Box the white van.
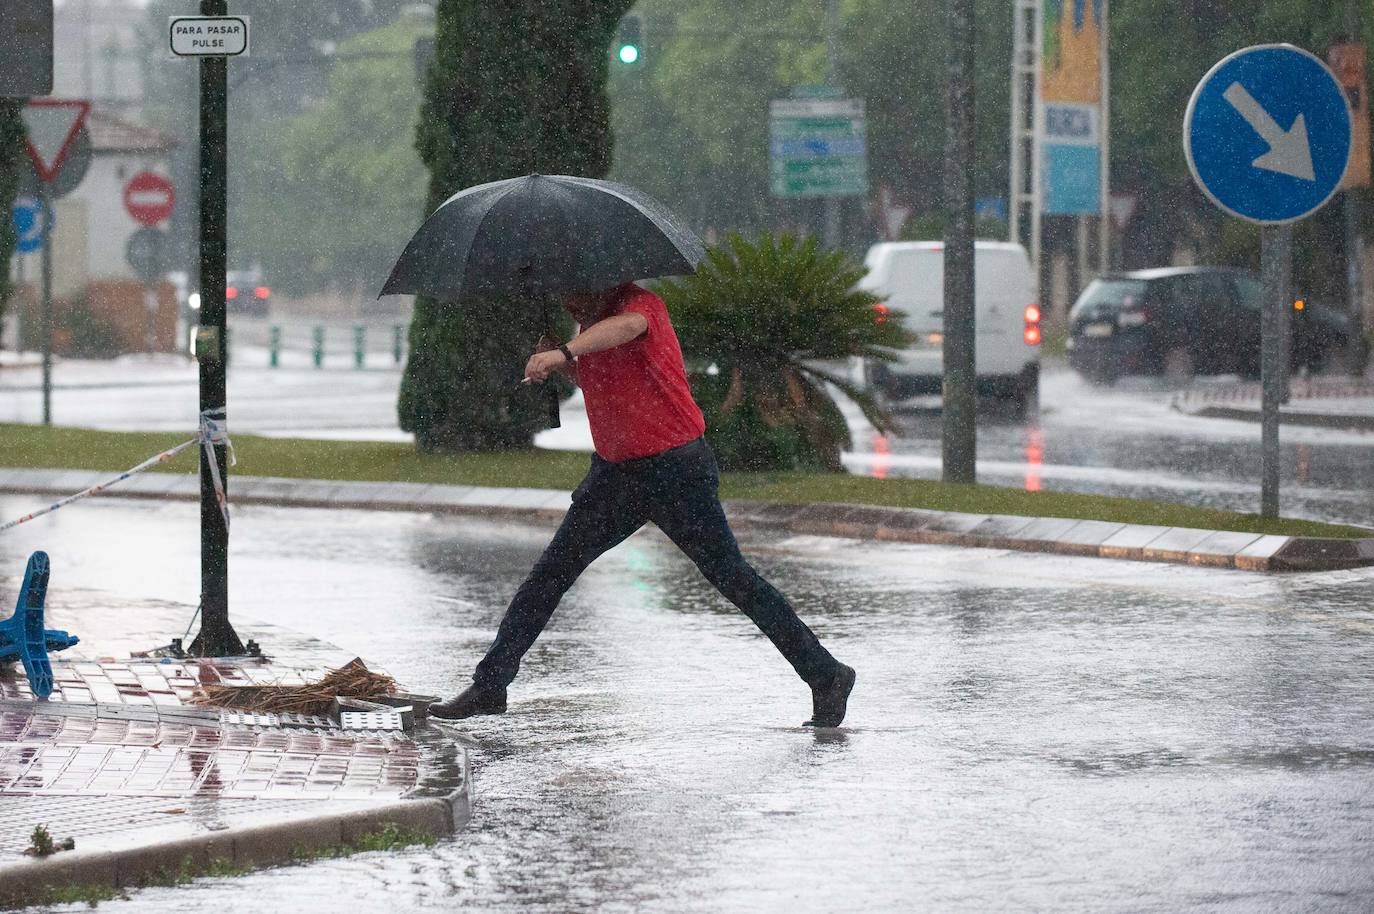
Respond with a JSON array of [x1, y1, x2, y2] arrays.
[[858, 240, 1041, 415]]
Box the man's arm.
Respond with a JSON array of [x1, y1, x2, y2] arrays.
[[525, 313, 648, 383], [568, 312, 648, 357]]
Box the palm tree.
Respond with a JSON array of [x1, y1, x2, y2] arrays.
[[658, 232, 912, 472]]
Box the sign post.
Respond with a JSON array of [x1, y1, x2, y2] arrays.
[[172, 1, 247, 657], [1184, 44, 1352, 519], [20, 98, 90, 426]]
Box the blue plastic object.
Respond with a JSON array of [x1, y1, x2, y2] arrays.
[[0, 552, 80, 699]]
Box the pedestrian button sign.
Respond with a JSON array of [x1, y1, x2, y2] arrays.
[[169, 16, 249, 57], [1185, 44, 1351, 224]]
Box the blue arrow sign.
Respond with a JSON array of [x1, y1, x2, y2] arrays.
[[11, 195, 48, 254], [1185, 44, 1351, 224]]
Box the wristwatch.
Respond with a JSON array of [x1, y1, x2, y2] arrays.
[[557, 343, 575, 363]]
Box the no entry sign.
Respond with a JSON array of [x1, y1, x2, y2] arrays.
[[123, 171, 175, 226]]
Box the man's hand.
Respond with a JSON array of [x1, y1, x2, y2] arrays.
[[524, 348, 568, 384]]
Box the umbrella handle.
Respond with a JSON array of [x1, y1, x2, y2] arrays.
[[545, 385, 560, 428]]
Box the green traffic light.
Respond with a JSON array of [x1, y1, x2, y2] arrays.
[[618, 44, 639, 64]]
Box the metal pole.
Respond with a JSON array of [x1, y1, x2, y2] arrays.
[[1098, 0, 1110, 275], [13, 255, 24, 354], [1259, 225, 1292, 519], [1008, 0, 1021, 244], [1030, 0, 1045, 306], [942, 0, 976, 484], [189, 0, 241, 657], [39, 182, 52, 426], [1344, 0, 1366, 372], [143, 285, 158, 353], [823, 0, 841, 248]]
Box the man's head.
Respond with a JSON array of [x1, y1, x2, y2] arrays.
[[563, 286, 619, 325]]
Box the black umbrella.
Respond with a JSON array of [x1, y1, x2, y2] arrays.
[[380, 174, 704, 429], [379, 173, 704, 301]]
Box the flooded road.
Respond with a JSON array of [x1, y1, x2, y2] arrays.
[[4, 496, 1372, 912]]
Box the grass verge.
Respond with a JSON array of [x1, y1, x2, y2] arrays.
[[15, 824, 435, 910], [0, 423, 1366, 539]]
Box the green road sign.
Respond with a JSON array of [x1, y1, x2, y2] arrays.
[[769, 96, 867, 198]]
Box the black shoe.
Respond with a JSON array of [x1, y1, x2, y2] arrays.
[[429, 684, 507, 720], [803, 664, 855, 728]]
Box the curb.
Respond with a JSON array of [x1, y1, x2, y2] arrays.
[[1, 469, 1370, 573], [1188, 405, 1374, 432], [0, 787, 469, 909], [722, 501, 1374, 573]]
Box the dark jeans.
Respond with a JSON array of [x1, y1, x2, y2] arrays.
[[473, 437, 840, 690]]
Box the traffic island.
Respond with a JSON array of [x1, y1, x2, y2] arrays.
[[2, 467, 1369, 573], [0, 596, 469, 910], [1172, 377, 1374, 432]]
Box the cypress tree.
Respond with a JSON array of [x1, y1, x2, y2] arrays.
[[0, 100, 28, 319], [401, 1, 634, 451]]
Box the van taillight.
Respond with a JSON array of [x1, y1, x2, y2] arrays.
[[1023, 302, 1040, 345]]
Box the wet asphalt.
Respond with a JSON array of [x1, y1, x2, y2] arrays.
[[3, 496, 1372, 913], [843, 369, 1374, 529]]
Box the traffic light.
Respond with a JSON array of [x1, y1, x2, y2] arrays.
[[616, 13, 642, 64]]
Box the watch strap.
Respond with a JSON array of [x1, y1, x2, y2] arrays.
[[557, 343, 575, 363]]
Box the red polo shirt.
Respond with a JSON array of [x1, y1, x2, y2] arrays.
[[575, 284, 705, 463]]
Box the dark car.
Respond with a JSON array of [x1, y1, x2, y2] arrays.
[[1067, 267, 1358, 383], [181, 269, 272, 327]]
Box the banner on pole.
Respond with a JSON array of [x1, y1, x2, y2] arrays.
[[1328, 43, 1370, 189], [1039, 0, 1104, 215]]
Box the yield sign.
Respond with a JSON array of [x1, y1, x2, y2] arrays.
[[21, 98, 91, 183]]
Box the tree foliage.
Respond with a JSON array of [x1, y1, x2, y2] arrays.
[[610, 0, 1368, 295], [234, 15, 432, 294], [658, 232, 911, 471], [400, 0, 634, 452]]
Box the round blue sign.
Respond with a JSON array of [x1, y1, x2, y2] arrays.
[[1184, 44, 1351, 224], [11, 195, 48, 254]]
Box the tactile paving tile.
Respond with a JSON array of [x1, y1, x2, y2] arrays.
[[339, 711, 406, 732], [0, 711, 421, 800]]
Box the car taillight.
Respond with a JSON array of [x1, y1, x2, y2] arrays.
[[1023, 302, 1040, 345], [873, 303, 889, 325], [225, 287, 238, 300], [255, 286, 270, 299]]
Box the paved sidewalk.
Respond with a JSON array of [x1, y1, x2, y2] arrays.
[[2, 468, 1370, 572], [0, 594, 469, 907], [1172, 377, 1374, 431]]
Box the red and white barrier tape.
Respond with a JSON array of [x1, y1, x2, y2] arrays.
[[1, 408, 235, 534]]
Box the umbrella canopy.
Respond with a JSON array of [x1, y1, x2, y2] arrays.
[[379, 174, 705, 301]]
